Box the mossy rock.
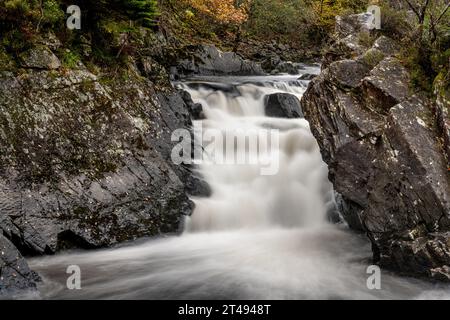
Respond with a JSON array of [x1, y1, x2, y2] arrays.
[[362, 48, 385, 68]]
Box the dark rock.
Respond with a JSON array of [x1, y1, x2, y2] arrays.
[[261, 55, 282, 72], [0, 234, 38, 297], [185, 173, 212, 198], [298, 74, 317, 81], [179, 90, 205, 120], [302, 38, 450, 280], [362, 57, 410, 113], [175, 45, 264, 77], [336, 195, 365, 231], [326, 60, 370, 89], [265, 93, 303, 118], [276, 61, 301, 75], [0, 49, 197, 258]]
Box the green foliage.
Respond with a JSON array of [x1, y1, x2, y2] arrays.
[[246, 0, 312, 38], [61, 50, 81, 68], [119, 0, 159, 27], [163, 0, 369, 47], [42, 0, 65, 26], [4, 0, 32, 13], [313, 0, 368, 31], [387, 0, 450, 93], [378, 2, 411, 40], [0, 0, 64, 30], [84, 0, 159, 28]]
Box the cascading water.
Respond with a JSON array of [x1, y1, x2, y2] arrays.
[[29, 68, 449, 300]]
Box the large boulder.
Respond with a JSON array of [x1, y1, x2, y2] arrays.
[[302, 36, 450, 280], [265, 93, 303, 118], [175, 45, 264, 77], [335, 13, 375, 38]]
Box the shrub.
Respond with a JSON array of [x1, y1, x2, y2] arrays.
[[378, 1, 411, 40], [61, 49, 81, 68], [42, 0, 65, 27]]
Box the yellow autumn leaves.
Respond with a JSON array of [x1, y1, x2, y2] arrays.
[[185, 0, 251, 25]]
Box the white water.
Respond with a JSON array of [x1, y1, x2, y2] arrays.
[[29, 70, 450, 300]]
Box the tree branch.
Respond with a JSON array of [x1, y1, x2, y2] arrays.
[[36, 0, 44, 32], [419, 0, 431, 23], [404, 0, 421, 21], [435, 2, 450, 25]]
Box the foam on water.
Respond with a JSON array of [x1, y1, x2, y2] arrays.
[[29, 70, 450, 300]]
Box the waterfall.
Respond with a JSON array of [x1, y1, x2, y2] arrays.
[[177, 74, 333, 233], [28, 70, 449, 300]]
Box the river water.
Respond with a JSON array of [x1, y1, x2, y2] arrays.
[[29, 67, 450, 300]]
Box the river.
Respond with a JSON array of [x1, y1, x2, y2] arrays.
[[29, 67, 450, 300]]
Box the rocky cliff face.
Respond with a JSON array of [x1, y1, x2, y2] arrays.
[[302, 16, 450, 281], [0, 36, 198, 296]]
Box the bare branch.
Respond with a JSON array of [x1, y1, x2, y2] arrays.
[[404, 0, 421, 21], [435, 2, 450, 25], [419, 0, 431, 23], [36, 0, 44, 32]]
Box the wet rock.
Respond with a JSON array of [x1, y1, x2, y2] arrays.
[[179, 90, 205, 120], [276, 61, 301, 75], [265, 93, 303, 118], [175, 45, 264, 77], [0, 46, 197, 257], [185, 174, 212, 198], [298, 74, 317, 81], [261, 55, 282, 72], [387, 233, 450, 282], [0, 234, 38, 297], [302, 37, 450, 280], [19, 46, 61, 70]]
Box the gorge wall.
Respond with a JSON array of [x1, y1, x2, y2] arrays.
[[0, 33, 199, 296], [301, 14, 450, 281], [0, 29, 269, 297]]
